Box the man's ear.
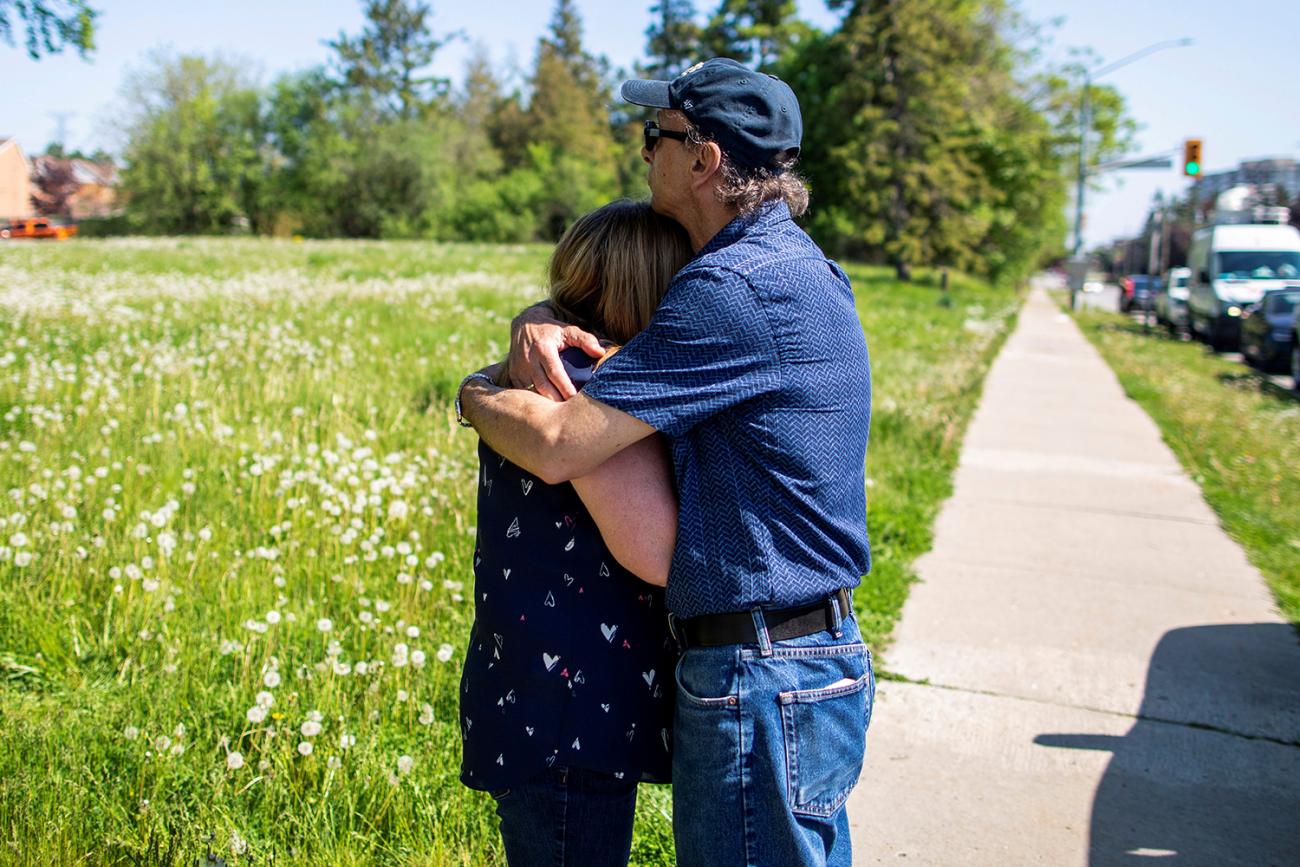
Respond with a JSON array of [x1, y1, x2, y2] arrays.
[[690, 141, 724, 190]]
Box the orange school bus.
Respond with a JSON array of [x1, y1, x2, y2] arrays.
[[0, 218, 78, 240]]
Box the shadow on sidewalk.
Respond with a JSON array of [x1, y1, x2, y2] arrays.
[[1034, 623, 1300, 866]]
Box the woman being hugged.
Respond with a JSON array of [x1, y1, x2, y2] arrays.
[[458, 201, 690, 867]]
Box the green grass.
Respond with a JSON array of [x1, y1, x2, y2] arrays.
[[0, 238, 1020, 864], [1071, 309, 1300, 626]]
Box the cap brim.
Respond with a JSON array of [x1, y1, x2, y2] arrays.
[[620, 79, 673, 108]]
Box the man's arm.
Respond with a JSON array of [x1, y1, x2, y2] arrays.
[[460, 371, 656, 485], [571, 436, 676, 587], [508, 303, 604, 401]]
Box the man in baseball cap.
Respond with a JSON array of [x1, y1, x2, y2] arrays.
[[459, 58, 874, 866]]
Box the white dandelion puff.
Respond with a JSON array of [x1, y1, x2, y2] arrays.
[[297, 741, 313, 756]]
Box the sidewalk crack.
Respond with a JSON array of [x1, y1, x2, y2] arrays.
[[877, 670, 1300, 749]]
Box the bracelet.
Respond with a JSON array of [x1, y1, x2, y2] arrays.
[[455, 372, 496, 428]]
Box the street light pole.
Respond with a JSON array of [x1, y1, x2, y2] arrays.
[[1070, 37, 1193, 309]]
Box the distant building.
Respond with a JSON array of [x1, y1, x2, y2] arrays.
[[31, 155, 119, 219], [1196, 157, 1300, 203], [0, 137, 36, 222]]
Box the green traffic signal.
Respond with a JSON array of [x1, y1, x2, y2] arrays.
[[1186, 161, 1200, 176]]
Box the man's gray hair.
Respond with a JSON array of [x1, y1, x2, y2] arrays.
[[683, 120, 810, 218]]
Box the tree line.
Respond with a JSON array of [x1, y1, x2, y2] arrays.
[[31, 0, 1136, 282]]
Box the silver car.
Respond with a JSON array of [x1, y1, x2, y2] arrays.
[[1156, 267, 1192, 332]]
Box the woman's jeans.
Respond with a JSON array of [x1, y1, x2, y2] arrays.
[[672, 611, 874, 867], [492, 766, 639, 867]]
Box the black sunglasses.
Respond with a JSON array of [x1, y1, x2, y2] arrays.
[[644, 120, 689, 152]]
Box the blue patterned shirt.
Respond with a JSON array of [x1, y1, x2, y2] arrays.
[[583, 201, 872, 619]]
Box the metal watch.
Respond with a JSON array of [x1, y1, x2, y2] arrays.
[[455, 372, 496, 428]]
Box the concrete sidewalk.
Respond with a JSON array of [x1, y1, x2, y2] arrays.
[[847, 286, 1300, 865]]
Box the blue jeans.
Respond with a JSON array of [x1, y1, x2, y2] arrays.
[[672, 611, 874, 867], [491, 766, 639, 867]]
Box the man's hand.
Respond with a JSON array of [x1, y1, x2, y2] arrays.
[[508, 303, 604, 401]]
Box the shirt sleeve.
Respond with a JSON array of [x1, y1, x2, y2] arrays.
[[582, 266, 781, 437]]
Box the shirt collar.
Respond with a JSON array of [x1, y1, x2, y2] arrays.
[[695, 200, 792, 260]]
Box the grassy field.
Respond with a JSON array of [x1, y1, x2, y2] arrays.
[[0, 238, 1020, 865], [1072, 310, 1300, 626]]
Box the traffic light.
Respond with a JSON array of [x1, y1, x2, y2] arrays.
[[1183, 139, 1203, 177]]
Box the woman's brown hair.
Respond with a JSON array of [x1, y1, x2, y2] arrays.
[[547, 200, 693, 345]]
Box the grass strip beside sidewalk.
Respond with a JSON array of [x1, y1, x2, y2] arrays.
[[1073, 311, 1300, 627]]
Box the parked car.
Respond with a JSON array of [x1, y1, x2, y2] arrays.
[[1155, 266, 1192, 331], [1120, 274, 1160, 313], [1240, 288, 1298, 372], [0, 218, 78, 240], [1292, 335, 1299, 392]]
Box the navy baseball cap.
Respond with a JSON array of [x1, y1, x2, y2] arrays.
[[621, 58, 802, 171]]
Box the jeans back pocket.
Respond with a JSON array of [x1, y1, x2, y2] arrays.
[[778, 664, 872, 818]]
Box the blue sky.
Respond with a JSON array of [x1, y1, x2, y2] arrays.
[[3, 0, 1296, 247]]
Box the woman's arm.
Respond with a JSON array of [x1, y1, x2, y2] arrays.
[[570, 435, 677, 587]]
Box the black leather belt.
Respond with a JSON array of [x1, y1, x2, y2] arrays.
[[669, 588, 853, 649]]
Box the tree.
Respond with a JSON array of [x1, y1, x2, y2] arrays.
[[30, 158, 77, 216], [327, 0, 458, 120], [700, 0, 807, 69], [117, 53, 269, 234], [523, 0, 621, 238], [0, 0, 95, 59], [793, 0, 994, 280], [644, 0, 700, 79]]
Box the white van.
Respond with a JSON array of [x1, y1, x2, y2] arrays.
[[1187, 221, 1300, 349]]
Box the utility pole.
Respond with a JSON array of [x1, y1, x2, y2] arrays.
[[47, 111, 74, 150], [1070, 38, 1193, 310]]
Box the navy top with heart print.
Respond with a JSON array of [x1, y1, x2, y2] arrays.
[[458, 415, 676, 792]]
